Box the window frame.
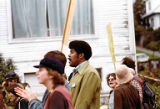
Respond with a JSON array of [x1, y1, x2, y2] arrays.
[[7, 0, 97, 44]]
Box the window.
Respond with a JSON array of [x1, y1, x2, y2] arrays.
[[11, 0, 95, 38], [150, 17, 154, 28], [96, 68, 102, 80]]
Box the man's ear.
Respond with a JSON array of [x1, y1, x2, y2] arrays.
[[78, 53, 85, 59]]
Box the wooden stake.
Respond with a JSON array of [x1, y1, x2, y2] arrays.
[[61, 0, 77, 51]]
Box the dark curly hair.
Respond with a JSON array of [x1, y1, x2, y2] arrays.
[[121, 57, 135, 70], [69, 40, 92, 60]]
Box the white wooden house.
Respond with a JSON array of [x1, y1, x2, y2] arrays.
[[0, 0, 136, 101], [143, 0, 160, 30]]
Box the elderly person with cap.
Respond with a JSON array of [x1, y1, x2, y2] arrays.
[[15, 57, 73, 109], [114, 65, 142, 109]]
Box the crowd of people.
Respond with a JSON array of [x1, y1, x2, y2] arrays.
[[0, 40, 154, 109], [106, 57, 154, 109]]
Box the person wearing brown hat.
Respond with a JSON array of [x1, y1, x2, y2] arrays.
[[15, 58, 73, 109], [121, 57, 144, 103], [114, 65, 142, 109]]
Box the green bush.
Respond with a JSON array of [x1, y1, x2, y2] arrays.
[[147, 41, 160, 52], [0, 53, 16, 85]]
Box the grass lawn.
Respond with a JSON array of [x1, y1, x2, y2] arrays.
[[136, 50, 160, 59]]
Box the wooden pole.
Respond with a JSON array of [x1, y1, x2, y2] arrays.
[[61, 0, 77, 51]]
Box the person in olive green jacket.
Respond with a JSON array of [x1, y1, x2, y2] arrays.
[[68, 40, 101, 109]]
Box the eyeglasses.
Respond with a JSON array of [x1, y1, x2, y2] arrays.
[[108, 78, 115, 81]]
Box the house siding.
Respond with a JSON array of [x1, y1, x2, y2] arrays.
[[0, 0, 135, 94], [145, 0, 160, 30], [149, 15, 160, 30]]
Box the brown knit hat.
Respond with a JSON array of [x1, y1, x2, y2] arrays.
[[115, 65, 134, 84]]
